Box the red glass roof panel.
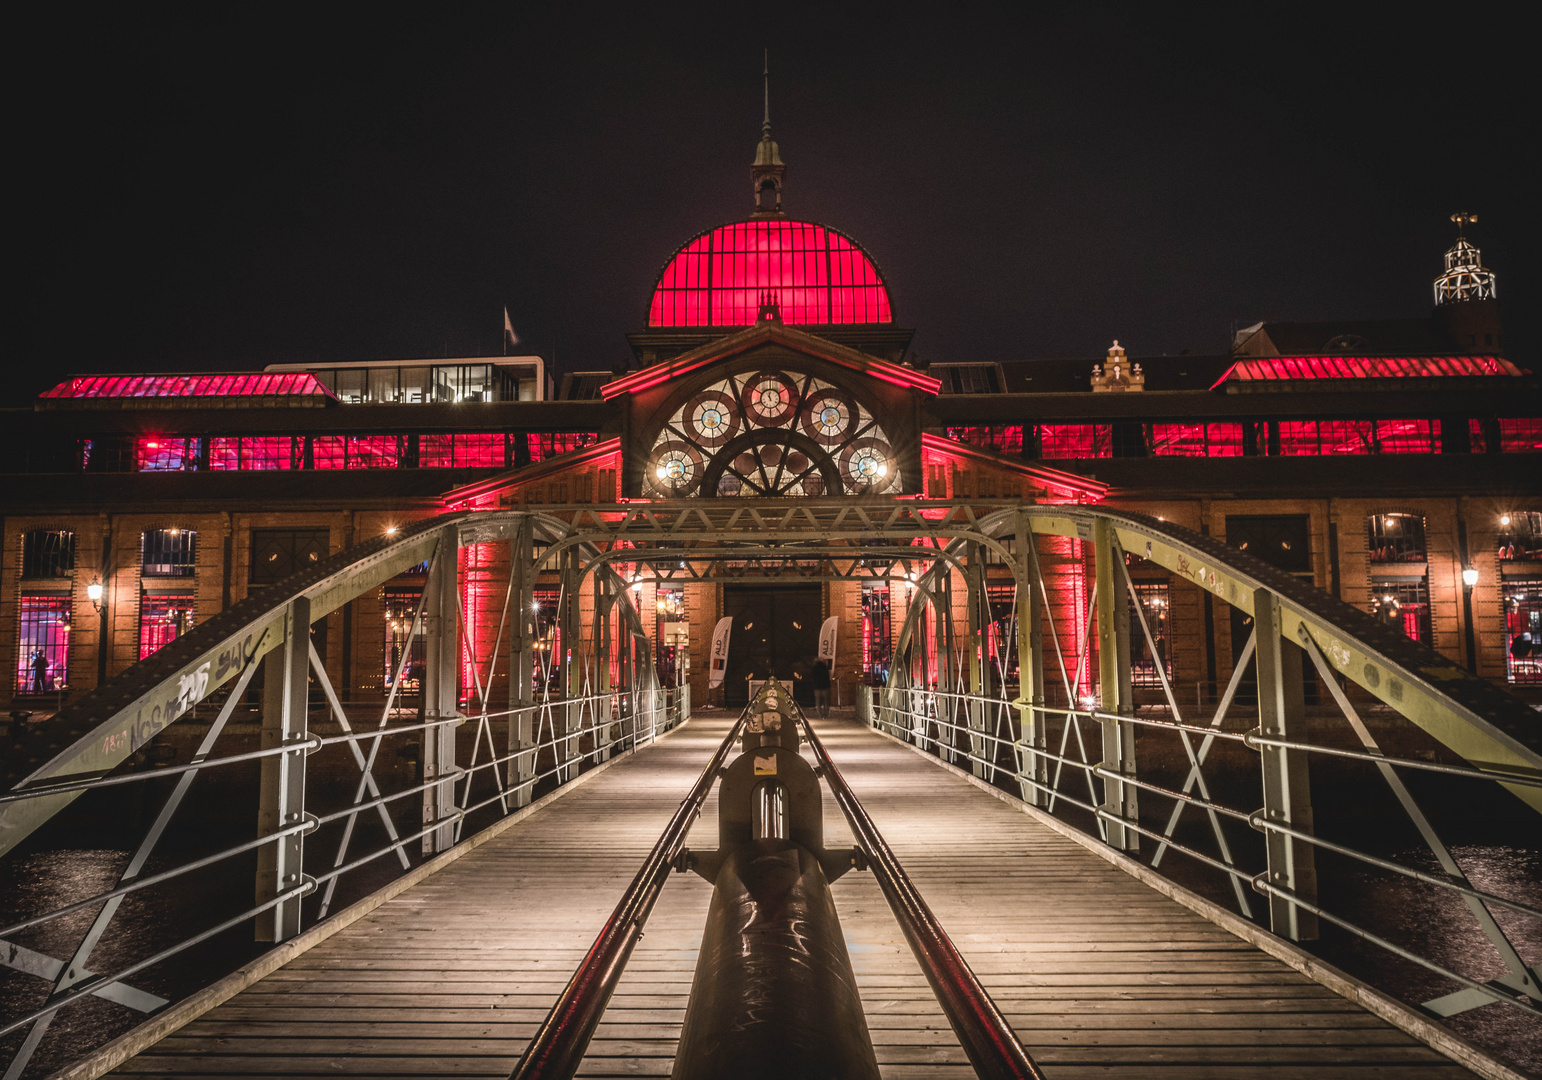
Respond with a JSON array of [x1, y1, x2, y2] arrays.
[[648, 219, 893, 327], [1211, 355, 1521, 388], [41, 372, 334, 400]]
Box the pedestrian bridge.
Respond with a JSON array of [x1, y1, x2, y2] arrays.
[[2, 503, 1538, 1078]]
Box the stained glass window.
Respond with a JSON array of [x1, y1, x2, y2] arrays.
[[645, 370, 894, 497]]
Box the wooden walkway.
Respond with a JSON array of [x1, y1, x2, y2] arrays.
[[112, 714, 1473, 1078]]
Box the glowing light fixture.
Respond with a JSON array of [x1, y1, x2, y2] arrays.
[[87, 579, 104, 611], [1500, 514, 1512, 526], [385, 526, 399, 536], [1462, 566, 1480, 588]]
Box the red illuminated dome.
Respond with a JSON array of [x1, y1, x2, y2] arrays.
[[648, 219, 893, 327]]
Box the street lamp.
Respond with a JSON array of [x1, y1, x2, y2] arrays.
[[1462, 566, 1480, 589], [86, 579, 104, 612]]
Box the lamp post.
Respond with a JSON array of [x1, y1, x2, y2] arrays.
[[1458, 513, 1480, 675]]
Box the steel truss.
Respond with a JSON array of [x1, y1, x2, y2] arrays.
[[2, 499, 1540, 1075], [865, 504, 1542, 1032]]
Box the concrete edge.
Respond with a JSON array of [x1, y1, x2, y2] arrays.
[[51, 718, 694, 1080], [861, 721, 1526, 1080]]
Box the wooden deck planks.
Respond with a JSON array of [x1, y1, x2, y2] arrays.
[[110, 715, 1474, 1079]]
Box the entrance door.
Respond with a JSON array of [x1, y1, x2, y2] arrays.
[[722, 585, 821, 707]]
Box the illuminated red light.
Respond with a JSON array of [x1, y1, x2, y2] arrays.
[[648, 220, 893, 327]]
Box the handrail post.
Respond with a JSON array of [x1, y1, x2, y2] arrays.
[[255, 596, 309, 943], [1254, 588, 1319, 941], [559, 549, 581, 781], [966, 543, 989, 778], [595, 575, 613, 763], [508, 521, 535, 808], [1014, 517, 1048, 807], [422, 535, 459, 854], [1093, 519, 1139, 851]]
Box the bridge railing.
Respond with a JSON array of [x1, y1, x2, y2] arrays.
[[0, 680, 687, 1077], [864, 504, 1542, 1072]]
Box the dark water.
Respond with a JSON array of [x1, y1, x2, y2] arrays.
[[3, 706, 1540, 1077]]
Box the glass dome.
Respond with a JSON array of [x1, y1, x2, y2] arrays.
[[648, 219, 892, 327]]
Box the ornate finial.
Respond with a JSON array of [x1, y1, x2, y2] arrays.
[[1434, 213, 1496, 305], [751, 49, 786, 217]]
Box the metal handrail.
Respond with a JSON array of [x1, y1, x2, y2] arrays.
[[508, 706, 749, 1080], [877, 695, 1542, 920], [900, 686, 1542, 789], [798, 713, 1047, 1080], [871, 687, 1542, 1017]]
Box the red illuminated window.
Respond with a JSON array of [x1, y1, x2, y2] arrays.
[[422, 434, 505, 468], [527, 432, 597, 463], [1505, 578, 1542, 685], [1276, 422, 1318, 456], [1376, 420, 1435, 454], [312, 436, 400, 469], [1038, 425, 1111, 459], [945, 426, 1023, 454], [16, 595, 70, 694], [1498, 418, 1542, 452], [313, 437, 345, 469], [208, 437, 295, 470], [136, 437, 191, 471], [1318, 421, 1375, 455], [1206, 423, 1244, 457], [207, 438, 239, 471], [139, 593, 195, 659], [347, 436, 399, 468], [648, 220, 892, 327], [1149, 423, 1244, 457]]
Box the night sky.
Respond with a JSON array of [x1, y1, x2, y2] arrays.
[[11, 7, 1532, 405]]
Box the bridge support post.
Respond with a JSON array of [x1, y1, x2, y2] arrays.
[[256, 597, 310, 943], [965, 544, 989, 779], [1094, 520, 1139, 852], [507, 521, 535, 808], [422, 538, 460, 855], [596, 575, 613, 763], [1253, 589, 1319, 941], [1014, 520, 1048, 807], [559, 549, 581, 782]]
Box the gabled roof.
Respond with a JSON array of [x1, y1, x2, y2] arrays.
[[601, 320, 940, 399]]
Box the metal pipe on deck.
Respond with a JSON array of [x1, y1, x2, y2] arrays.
[[799, 712, 1048, 1080]]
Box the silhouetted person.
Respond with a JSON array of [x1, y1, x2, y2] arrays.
[[810, 658, 831, 717], [30, 651, 49, 695]]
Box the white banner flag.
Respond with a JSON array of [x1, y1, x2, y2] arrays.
[[708, 616, 733, 688], [817, 616, 838, 665]]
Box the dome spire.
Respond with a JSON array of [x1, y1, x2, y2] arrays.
[[752, 49, 785, 217], [1434, 211, 1496, 305]]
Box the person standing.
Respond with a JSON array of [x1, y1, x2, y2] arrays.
[[30, 650, 49, 695], [810, 658, 831, 718]]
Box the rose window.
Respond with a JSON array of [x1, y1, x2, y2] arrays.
[[646, 369, 897, 497]]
